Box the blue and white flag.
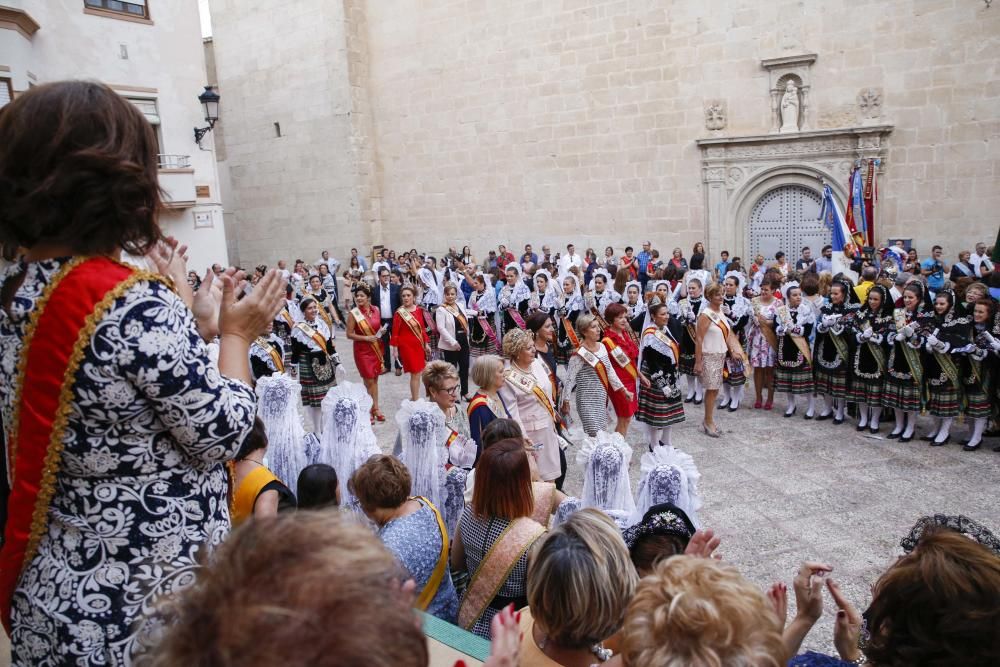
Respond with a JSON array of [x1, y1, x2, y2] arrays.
[[818, 185, 859, 283]]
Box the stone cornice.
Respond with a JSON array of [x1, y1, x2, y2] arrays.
[[696, 125, 893, 166], [0, 5, 40, 39], [696, 125, 893, 148]]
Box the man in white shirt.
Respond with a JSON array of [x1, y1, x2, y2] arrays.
[[971, 242, 994, 279], [557, 243, 582, 276], [372, 248, 391, 277], [315, 250, 341, 275], [277, 259, 291, 281], [370, 268, 401, 373]]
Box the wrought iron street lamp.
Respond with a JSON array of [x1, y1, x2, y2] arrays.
[[193, 85, 220, 148]]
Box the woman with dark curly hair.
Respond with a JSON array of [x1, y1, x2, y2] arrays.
[[0, 81, 285, 663]]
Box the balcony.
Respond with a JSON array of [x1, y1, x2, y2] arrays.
[[158, 154, 196, 209]]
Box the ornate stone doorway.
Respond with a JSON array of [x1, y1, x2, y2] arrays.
[[747, 185, 827, 262]]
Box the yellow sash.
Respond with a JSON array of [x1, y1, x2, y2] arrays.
[[295, 321, 329, 352], [412, 496, 450, 611], [561, 315, 581, 349], [397, 306, 425, 341], [577, 346, 614, 395], [777, 305, 813, 365], [642, 326, 680, 362], [704, 310, 748, 363], [753, 298, 779, 352], [254, 337, 285, 373], [232, 466, 280, 527], [504, 367, 560, 425], [457, 517, 545, 630], [308, 290, 334, 327], [444, 304, 470, 335], [602, 336, 638, 379], [351, 306, 384, 366], [279, 308, 295, 329]]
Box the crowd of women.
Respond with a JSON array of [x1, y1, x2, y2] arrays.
[[2, 81, 999, 666]]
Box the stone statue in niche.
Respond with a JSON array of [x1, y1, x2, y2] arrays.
[[779, 81, 800, 132], [704, 102, 726, 131]]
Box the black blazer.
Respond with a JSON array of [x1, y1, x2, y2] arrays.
[[371, 283, 402, 319]]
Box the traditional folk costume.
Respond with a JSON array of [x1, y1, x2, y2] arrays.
[[813, 280, 859, 424], [0, 257, 258, 664], [318, 382, 380, 509], [554, 273, 585, 365], [629, 445, 702, 528], [418, 267, 443, 358], [602, 327, 640, 418], [921, 290, 973, 446], [499, 359, 564, 484], [349, 302, 385, 380], [774, 297, 817, 417], [624, 280, 646, 341], [564, 343, 629, 437], [390, 305, 431, 374], [848, 285, 894, 433], [256, 374, 322, 496], [636, 320, 685, 450], [305, 286, 336, 329], [250, 333, 286, 384], [291, 304, 340, 431], [468, 274, 500, 358], [883, 295, 927, 441], [497, 264, 532, 337], [586, 267, 621, 321], [231, 464, 296, 526], [720, 272, 751, 411], [966, 308, 1000, 450], [674, 287, 704, 402], [530, 269, 560, 316], [574, 432, 636, 529], [274, 299, 301, 368]]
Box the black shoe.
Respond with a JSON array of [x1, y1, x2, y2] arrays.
[[784, 408, 796, 418], [930, 436, 950, 447], [922, 434, 937, 442], [815, 412, 833, 421], [833, 416, 844, 425], [693, 397, 703, 405], [963, 441, 981, 452], [803, 413, 814, 420], [887, 431, 902, 440], [728, 405, 739, 412], [856, 424, 867, 432], [900, 433, 913, 442], [869, 425, 880, 435], [684, 396, 694, 403]]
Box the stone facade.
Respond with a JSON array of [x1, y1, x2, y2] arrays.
[[209, 0, 1000, 267], [1, 0, 230, 271]]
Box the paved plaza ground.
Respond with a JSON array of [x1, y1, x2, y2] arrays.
[[355, 350, 1000, 655]]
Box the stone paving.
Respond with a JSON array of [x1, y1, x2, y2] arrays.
[[354, 350, 1000, 655]]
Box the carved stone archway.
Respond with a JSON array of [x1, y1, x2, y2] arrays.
[[696, 125, 892, 261]]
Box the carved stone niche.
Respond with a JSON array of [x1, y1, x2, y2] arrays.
[[704, 100, 726, 132], [761, 54, 816, 133]]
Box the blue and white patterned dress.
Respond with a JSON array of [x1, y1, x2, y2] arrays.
[[0, 258, 257, 666], [379, 499, 458, 623]]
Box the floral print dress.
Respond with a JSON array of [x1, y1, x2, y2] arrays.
[[0, 258, 257, 665]]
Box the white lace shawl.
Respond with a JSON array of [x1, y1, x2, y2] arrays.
[[625, 281, 645, 319], [277, 299, 303, 324], [319, 382, 379, 507], [574, 432, 635, 517], [249, 334, 285, 367], [638, 323, 678, 369], [418, 267, 443, 306], [630, 446, 702, 527], [726, 294, 752, 322], [560, 273, 584, 313], [395, 399, 449, 508], [291, 317, 332, 352], [534, 269, 560, 310], [256, 374, 310, 496], [498, 265, 531, 308], [468, 274, 497, 314]]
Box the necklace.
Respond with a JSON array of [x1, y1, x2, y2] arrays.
[[242, 458, 264, 466]]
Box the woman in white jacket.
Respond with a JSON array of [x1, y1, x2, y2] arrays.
[[436, 282, 472, 400]]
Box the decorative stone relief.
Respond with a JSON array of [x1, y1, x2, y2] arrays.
[[778, 80, 801, 132], [704, 101, 726, 131], [726, 167, 744, 189], [857, 88, 883, 119]]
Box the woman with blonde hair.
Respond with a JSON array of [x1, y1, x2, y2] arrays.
[[467, 354, 513, 454], [562, 314, 633, 437], [519, 509, 638, 666], [621, 557, 785, 666], [499, 329, 565, 488]]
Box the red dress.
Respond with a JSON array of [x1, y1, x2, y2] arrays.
[[390, 307, 430, 373], [603, 328, 639, 417], [351, 305, 383, 380]]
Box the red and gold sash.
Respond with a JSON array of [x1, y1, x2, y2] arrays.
[[295, 321, 329, 352], [444, 304, 469, 335], [351, 306, 384, 366], [506, 307, 527, 330], [279, 308, 295, 329], [397, 306, 425, 341], [590, 307, 611, 333], [503, 367, 562, 427], [0, 256, 160, 632], [561, 316, 581, 349], [254, 337, 284, 373], [576, 346, 615, 395], [467, 392, 510, 420], [704, 310, 747, 364], [457, 517, 545, 630], [602, 336, 638, 379]]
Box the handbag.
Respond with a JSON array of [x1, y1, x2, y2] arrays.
[[311, 355, 334, 382]]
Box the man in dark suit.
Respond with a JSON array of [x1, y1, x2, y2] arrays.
[[370, 267, 402, 374]]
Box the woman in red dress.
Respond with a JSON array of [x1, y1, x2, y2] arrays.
[[346, 283, 386, 423], [390, 285, 431, 401], [602, 303, 650, 435]]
